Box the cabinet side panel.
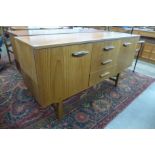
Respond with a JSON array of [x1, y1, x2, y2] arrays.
[[15, 39, 39, 102]]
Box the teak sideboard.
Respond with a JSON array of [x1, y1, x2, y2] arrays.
[[14, 32, 139, 119]]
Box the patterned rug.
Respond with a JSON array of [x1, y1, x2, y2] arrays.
[[0, 63, 155, 129]]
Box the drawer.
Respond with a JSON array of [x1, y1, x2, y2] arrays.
[[133, 30, 140, 35], [91, 40, 121, 72], [91, 56, 114, 71], [150, 52, 155, 60], [141, 51, 151, 59], [89, 66, 116, 86], [143, 43, 153, 53]]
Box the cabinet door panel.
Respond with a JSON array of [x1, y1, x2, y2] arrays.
[[34, 44, 92, 106], [117, 38, 139, 72], [65, 44, 92, 97]]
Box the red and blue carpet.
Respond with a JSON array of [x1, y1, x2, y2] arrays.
[[0, 63, 155, 128]]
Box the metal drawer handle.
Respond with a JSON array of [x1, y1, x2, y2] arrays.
[[123, 42, 132, 47], [100, 72, 110, 78], [137, 40, 145, 44], [101, 59, 112, 65], [72, 51, 89, 57], [103, 46, 115, 51]]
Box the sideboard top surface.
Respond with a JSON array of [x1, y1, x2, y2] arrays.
[[9, 28, 102, 36], [15, 31, 140, 49], [10, 26, 63, 30]]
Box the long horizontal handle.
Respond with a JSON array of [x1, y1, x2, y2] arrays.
[[123, 42, 132, 47], [103, 45, 115, 51], [101, 59, 112, 65], [137, 40, 145, 44], [72, 51, 89, 57], [100, 72, 110, 78]]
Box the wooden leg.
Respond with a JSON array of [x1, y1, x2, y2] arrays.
[[109, 73, 120, 87], [0, 54, 5, 71], [115, 73, 120, 87], [7, 51, 12, 64], [0, 64, 5, 71], [53, 102, 64, 120], [15, 59, 21, 72], [133, 42, 145, 72]]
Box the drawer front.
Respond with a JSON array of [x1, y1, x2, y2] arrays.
[[150, 52, 155, 61], [141, 43, 155, 61], [141, 51, 151, 59], [91, 40, 121, 72], [133, 30, 140, 35], [89, 66, 116, 86], [143, 43, 153, 53]]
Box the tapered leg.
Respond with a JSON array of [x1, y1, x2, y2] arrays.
[[133, 41, 145, 72], [115, 73, 120, 87], [109, 73, 120, 87], [0, 64, 5, 71], [53, 102, 64, 120], [15, 59, 21, 72], [133, 51, 140, 72], [0, 54, 5, 71], [7, 51, 12, 64]]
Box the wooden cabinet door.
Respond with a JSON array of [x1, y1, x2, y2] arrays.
[[117, 37, 139, 72], [64, 44, 92, 97], [34, 43, 92, 106]]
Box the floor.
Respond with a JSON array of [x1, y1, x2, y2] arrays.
[[105, 60, 155, 129], [1, 43, 155, 129]]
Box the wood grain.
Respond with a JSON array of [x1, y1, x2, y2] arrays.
[[141, 43, 155, 62], [34, 44, 92, 106]]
